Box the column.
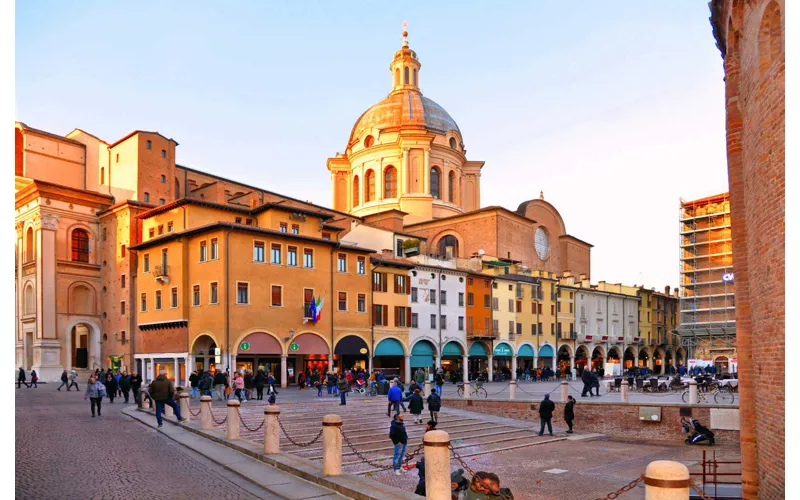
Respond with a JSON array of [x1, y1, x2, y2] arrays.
[[424, 430, 452, 499], [487, 355, 494, 381], [148, 358, 155, 382], [423, 149, 431, 194], [552, 355, 557, 372], [280, 355, 288, 389], [174, 358, 179, 386], [34, 214, 60, 378], [368, 356, 374, 373], [328, 351, 334, 373], [404, 355, 411, 385], [533, 356, 539, 371], [402, 148, 410, 193], [435, 355, 442, 370], [15, 222, 23, 370], [461, 356, 469, 383], [511, 356, 518, 379]]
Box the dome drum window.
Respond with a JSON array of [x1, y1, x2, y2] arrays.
[[534, 227, 550, 260]]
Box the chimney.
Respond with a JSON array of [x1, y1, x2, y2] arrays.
[[363, 209, 406, 233], [579, 273, 587, 281], [665, 285, 671, 295], [381, 249, 394, 259], [563, 270, 572, 278]]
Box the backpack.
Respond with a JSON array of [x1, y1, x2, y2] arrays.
[[97, 383, 107, 398]]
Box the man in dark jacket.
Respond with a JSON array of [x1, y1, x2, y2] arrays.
[[119, 372, 132, 403], [537, 394, 555, 436], [253, 370, 265, 400], [337, 376, 349, 406], [189, 370, 200, 398], [213, 370, 227, 401], [149, 370, 187, 427], [130, 372, 142, 404], [590, 371, 601, 397], [57, 369, 69, 391], [426, 391, 442, 423], [581, 366, 593, 397], [17, 367, 28, 388], [389, 414, 408, 475], [564, 395, 575, 433]]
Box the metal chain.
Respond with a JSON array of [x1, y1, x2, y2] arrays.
[[448, 443, 475, 477], [188, 406, 201, 417], [205, 401, 228, 426], [690, 481, 714, 500], [339, 429, 394, 470], [595, 474, 644, 500], [483, 382, 511, 396], [237, 407, 266, 433], [277, 417, 324, 448]]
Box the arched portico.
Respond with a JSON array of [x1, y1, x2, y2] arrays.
[[64, 316, 102, 372], [590, 345, 606, 371], [557, 343, 573, 376], [575, 344, 590, 374]]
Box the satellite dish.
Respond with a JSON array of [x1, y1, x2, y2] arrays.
[[478, 249, 485, 255]]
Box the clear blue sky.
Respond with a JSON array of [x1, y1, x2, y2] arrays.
[[15, 1, 728, 289]]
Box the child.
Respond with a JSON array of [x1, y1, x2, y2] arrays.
[[408, 388, 424, 424], [426, 390, 441, 423]]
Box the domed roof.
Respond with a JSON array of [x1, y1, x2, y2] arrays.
[[349, 90, 461, 146]]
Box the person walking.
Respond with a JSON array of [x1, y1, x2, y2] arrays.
[[231, 373, 244, 402], [114, 371, 123, 397], [253, 370, 265, 400], [57, 369, 70, 391], [68, 369, 80, 391], [590, 370, 601, 397], [213, 370, 227, 401], [84, 376, 106, 417], [104, 372, 118, 404], [387, 380, 402, 417], [189, 370, 200, 399], [537, 394, 555, 436], [148, 369, 187, 428], [581, 366, 593, 398], [407, 388, 424, 424], [119, 371, 132, 403], [434, 371, 444, 397], [297, 370, 306, 390], [29, 370, 39, 388], [267, 372, 278, 395], [337, 375, 350, 406], [130, 372, 142, 404], [389, 414, 408, 476], [17, 367, 28, 388], [426, 390, 442, 423], [564, 395, 576, 433]]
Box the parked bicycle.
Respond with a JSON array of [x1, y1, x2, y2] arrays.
[[456, 380, 488, 398], [682, 385, 735, 404]]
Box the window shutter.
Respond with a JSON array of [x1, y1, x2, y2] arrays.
[[406, 307, 411, 326], [394, 306, 399, 327], [383, 306, 388, 326], [373, 305, 380, 326], [382, 274, 388, 293], [406, 278, 411, 295]]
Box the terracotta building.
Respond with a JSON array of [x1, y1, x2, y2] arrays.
[[709, 1, 785, 498]]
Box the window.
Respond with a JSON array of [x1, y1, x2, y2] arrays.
[[430, 314, 436, 329], [121, 275, 126, 289], [516, 323, 522, 336], [373, 304, 388, 326], [144, 192, 150, 202], [395, 306, 409, 327], [140, 293, 147, 312], [551, 323, 555, 335], [291, 224, 299, 235], [430, 167, 441, 199], [508, 320, 514, 334], [119, 244, 126, 258], [272, 286, 283, 307], [338, 254, 347, 272], [271, 244, 281, 264], [430, 290, 436, 305], [570, 323, 575, 336], [287, 246, 298, 266], [467, 293, 474, 306], [395, 275, 408, 294], [538, 303, 543, 314], [448, 171, 456, 202], [167, 222, 173, 233], [411, 287, 418, 303], [516, 300, 522, 313], [237, 283, 249, 304], [161, 149, 166, 158], [280, 223, 288, 233], [404, 66, 409, 84], [458, 316, 464, 331], [384, 166, 397, 198], [159, 199, 165, 206], [493, 282, 498, 289], [322, 232, 331, 240], [373, 272, 386, 292], [569, 303, 573, 314], [161, 248, 168, 268], [235, 217, 242, 224], [508, 299, 514, 312], [192, 285, 200, 306], [146, 140, 152, 150], [441, 315, 447, 329], [143, 253, 150, 272], [531, 324, 536, 336], [557, 323, 562, 337], [557, 301, 561, 313], [492, 297, 499, 310], [149, 228, 155, 238], [366, 170, 375, 202], [458, 292, 464, 307], [71, 229, 90, 263], [210, 238, 218, 259], [171, 287, 178, 308], [210, 283, 218, 304], [647, 312, 651, 322], [160, 174, 165, 183], [551, 304, 555, 315], [158, 225, 163, 236], [396, 239, 403, 257], [357, 294, 366, 313], [120, 301, 126, 315], [484, 294, 490, 308], [411, 313, 418, 328], [438, 290, 446, 305], [200, 241, 207, 262], [338, 292, 347, 311], [116, 153, 119, 163], [538, 322, 542, 335], [303, 249, 313, 268], [357, 256, 365, 275], [254, 242, 265, 262], [493, 319, 499, 332], [353, 175, 360, 206], [100, 167, 105, 185]]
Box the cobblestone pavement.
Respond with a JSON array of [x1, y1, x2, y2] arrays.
[[15, 386, 275, 500]]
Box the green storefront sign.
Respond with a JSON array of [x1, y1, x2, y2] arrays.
[[289, 342, 300, 352], [493, 344, 513, 357], [240, 341, 251, 351]]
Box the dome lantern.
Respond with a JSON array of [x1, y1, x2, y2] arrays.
[[390, 23, 421, 94]]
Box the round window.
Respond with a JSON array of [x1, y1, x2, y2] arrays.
[[534, 227, 549, 260]]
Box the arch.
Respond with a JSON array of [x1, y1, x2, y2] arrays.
[[538, 343, 555, 358], [493, 341, 515, 357], [468, 342, 488, 357], [403, 66, 409, 85], [64, 317, 102, 371], [676, 347, 687, 366], [352, 175, 360, 206], [410, 339, 437, 369], [449, 137, 457, 150], [23, 282, 35, 315], [289, 331, 330, 355], [557, 343, 573, 358], [431, 230, 464, 260], [68, 282, 96, 315], [334, 335, 370, 356], [394, 68, 400, 87], [410, 338, 439, 356], [758, 1, 782, 73], [363, 135, 374, 148], [375, 337, 406, 356], [607, 345, 622, 360], [191, 333, 221, 354], [448, 170, 456, 203], [71, 227, 90, 263], [25, 227, 34, 263], [384, 165, 397, 198], [517, 342, 535, 358], [365, 170, 376, 202], [442, 340, 464, 357], [237, 331, 283, 355], [430, 166, 441, 199]]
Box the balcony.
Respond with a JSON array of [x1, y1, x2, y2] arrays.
[[467, 328, 499, 340], [153, 265, 170, 283]]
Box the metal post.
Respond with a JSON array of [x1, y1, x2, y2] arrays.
[[322, 414, 342, 476], [509, 380, 517, 400], [226, 400, 240, 439], [179, 392, 190, 419]]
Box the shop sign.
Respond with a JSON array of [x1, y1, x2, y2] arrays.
[[493, 344, 513, 356], [289, 342, 300, 352], [240, 341, 251, 351], [359, 348, 368, 354], [722, 273, 734, 283]]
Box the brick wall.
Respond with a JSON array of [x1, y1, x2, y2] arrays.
[[445, 398, 740, 443], [138, 324, 188, 353]]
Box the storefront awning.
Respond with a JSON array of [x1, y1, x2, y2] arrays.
[[410, 355, 434, 368], [375, 338, 405, 356], [539, 345, 554, 357], [468, 343, 487, 357], [411, 341, 436, 356], [442, 341, 463, 357], [493, 343, 514, 357], [518, 344, 534, 357]]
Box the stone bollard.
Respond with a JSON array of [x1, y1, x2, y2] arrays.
[[264, 405, 281, 454], [462, 380, 471, 399], [509, 380, 517, 400], [322, 414, 343, 476], [165, 399, 174, 417], [621, 380, 629, 403], [560, 381, 568, 402], [644, 460, 690, 500], [688, 380, 698, 405], [423, 430, 451, 500], [424, 380, 432, 396], [179, 392, 191, 420], [142, 394, 151, 410], [226, 400, 240, 440], [200, 396, 213, 430]]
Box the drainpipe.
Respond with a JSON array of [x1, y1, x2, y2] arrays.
[[370, 262, 374, 372], [437, 271, 442, 368], [606, 294, 610, 373], [554, 281, 558, 371], [330, 246, 335, 372], [224, 228, 233, 371]]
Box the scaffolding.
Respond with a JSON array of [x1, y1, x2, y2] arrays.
[[677, 193, 736, 355]]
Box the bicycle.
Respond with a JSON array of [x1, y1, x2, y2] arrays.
[[456, 380, 487, 398], [681, 385, 735, 404]]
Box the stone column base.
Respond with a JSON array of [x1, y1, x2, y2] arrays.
[[32, 340, 63, 382]]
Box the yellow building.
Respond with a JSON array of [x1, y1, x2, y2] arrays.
[[369, 255, 413, 382]]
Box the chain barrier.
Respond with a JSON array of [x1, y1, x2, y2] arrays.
[[277, 416, 324, 448], [478, 382, 510, 396], [690, 480, 714, 500], [448, 443, 475, 477], [236, 407, 266, 433], [339, 429, 424, 471], [205, 401, 228, 426], [595, 474, 644, 499], [188, 406, 201, 417]]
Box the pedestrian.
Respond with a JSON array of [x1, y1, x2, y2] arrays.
[[17, 367, 28, 388], [298, 370, 306, 390], [337, 375, 350, 406], [57, 369, 69, 391], [148, 369, 187, 428], [104, 373, 117, 403], [130, 372, 142, 404], [414, 368, 426, 386], [434, 371, 444, 396], [387, 380, 402, 417], [590, 370, 601, 397], [564, 395, 575, 434], [119, 371, 132, 403], [581, 366, 593, 398], [253, 370, 265, 400], [537, 393, 555, 436], [233, 373, 246, 402], [68, 369, 80, 391], [408, 388, 424, 424], [267, 372, 278, 395], [571, 366, 577, 381], [426, 390, 441, 423], [389, 414, 408, 476], [29, 369, 38, 388], [189, 370, 200, 398], [395, 378, 408, 412], [114, 371, 122, 397], [213, 369, 227, 401], [84, 376, 106, 417]]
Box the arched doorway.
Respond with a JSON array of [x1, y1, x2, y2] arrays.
[[442, 341, 464, 382], [288, 333, 329, 383], [67, 319, 101, 371], [468, 342, 488, 378], [538, 344, 555, 369], [374, 338, 405, 380], [676, 348, 686, 368], [492, 342, 514, 378], [714, 356, 729, 374], [624, 347, 636, 370], [607, 346, 622, 376], [438, 235, 459, 259], [191, 334, 219, 373], [410, 340, 437, 376], [334, 335, 369, 372], [590, 346, 605, 373], [517, 344, 535, 372], [653, 349, 664, 375], [235, 332, 283, 381], [638, 348, 651, 373], [665, 350, 674, 375], [557, 345, 572, 377], [575, 345, 590, 374]]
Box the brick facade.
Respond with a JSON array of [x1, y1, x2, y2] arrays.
[[709, 1, 785, 498]]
